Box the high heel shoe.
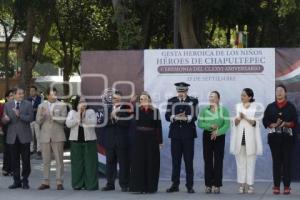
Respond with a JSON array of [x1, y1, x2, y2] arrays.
[[273, 186, 280, 195], [283, 187, 291, 195], [239, 185, 245, 194]]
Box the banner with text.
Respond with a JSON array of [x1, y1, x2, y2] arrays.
[[144, 48, 275, 180]]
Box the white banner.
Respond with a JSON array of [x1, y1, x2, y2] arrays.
[[144, 48, 275, 180]]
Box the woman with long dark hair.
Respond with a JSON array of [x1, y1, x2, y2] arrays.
[[230, 88, 263, 194], [66, 96, 98, 190], [130, 92, 163, 193], [263, 85, 297, 195]]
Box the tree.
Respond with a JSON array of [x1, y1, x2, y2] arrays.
[[18, 0, 55, 94], [44, 0, 117, 95], [0, 0, 19, 91], [179, 0, 200, 48], [110, 0, 143, 49], [107, 0, 174, 49]]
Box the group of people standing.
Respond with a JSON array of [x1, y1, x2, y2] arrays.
[[197, 84, 297, 195], [0, 82, 298, 196], [0, 87, 97, 190], [98, 89, 163, 193], [98, 82, 298, 195], [191, 81, 298, 195]]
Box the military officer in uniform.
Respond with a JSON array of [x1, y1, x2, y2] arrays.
[[165, 82, 198, 193]]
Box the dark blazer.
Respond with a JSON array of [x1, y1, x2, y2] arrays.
[[129, 107, 163, 145], [99, 104, 132, 149], [27, 95, 42, 120], [263, 101, 298, 129], [165, 96, 198, 139], [4, 100, 34, 144], [0, 103, 4, 128]]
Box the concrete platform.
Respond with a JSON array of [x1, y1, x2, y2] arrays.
[[0, 153, 299, 200]]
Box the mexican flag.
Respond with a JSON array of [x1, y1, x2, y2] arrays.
[[97, 144, 106, 174]]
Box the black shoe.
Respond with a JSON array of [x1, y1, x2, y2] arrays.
[[35, 152, 42, 160], [213, 187, 220, 194], [205, 186, 212, 194], [121, 187, 129, 192], [2, 170, 9, 176], [166, 185, 179, 193], [147, 191, 156, 194], [38, 184, 50, 190], [57, 184, 64, 190], [22, 182, 30, 190], [101, 185, 115, 191], [187, 188, 195, 193], [8, 182, 22, 189]]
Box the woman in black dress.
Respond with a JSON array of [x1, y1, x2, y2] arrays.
[[130, 92, 163, 193], [263, 85, 298, 195]]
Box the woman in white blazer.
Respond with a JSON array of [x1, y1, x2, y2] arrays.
[[66, 96, 98, 190], [230, 88, 263, 194]]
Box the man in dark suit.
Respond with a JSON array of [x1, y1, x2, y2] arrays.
[[165, 82, 198, 193], [100, 89, 132, 192], [27, 85, 42, 160], [27, 85, 42, 158], [2, 87, 34, 189]]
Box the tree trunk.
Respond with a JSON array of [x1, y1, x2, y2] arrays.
[[194, 13, 207, 48], [62, 54, 73, 96], [112, 0, 125, 47], [20, 60, 34, 93], [4, 42, 10, 91], [258, 24, 265, 47], [19, 5, 36, 94], [112, 0, 122, 9], [141, 5, 152, 49], [63, 71, 70, 97], [19, 2, 54, 96], [226, 26, 231, 47], [179, 0, 200, 48], [248, 24, 257, 47], [174, 0, 180, 48], [60, 40, 73, 96]]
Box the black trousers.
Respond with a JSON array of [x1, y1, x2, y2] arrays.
[[130, 132, 160, 193], [203, 133, 225, 187], [171, 138, 194, 189], [2, 132, 12, 173], [8, 137, 31, 184], [268, 133, 293, 187], [105, 147, 130, 188]]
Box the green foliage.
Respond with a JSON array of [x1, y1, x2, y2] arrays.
[[113, 6, 143, 49], [277, 0, 297, 17], [210, 27, 228, 48], [0, 51, 16, 78], [43, 0, 118, 80], [2, 0, 300, 79], [82, 4, 118, 50]]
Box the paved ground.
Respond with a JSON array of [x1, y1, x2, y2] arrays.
[[0, 152, 299, 200]]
